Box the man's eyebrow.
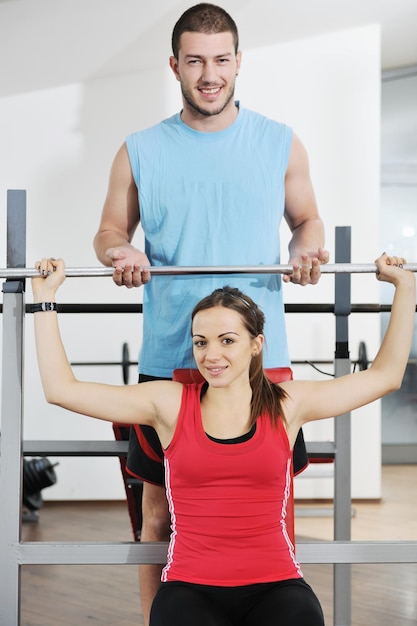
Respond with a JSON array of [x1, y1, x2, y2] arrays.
[[184, 52, 233, 59]]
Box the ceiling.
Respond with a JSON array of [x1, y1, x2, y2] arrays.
[[1, 0, 417, 99]]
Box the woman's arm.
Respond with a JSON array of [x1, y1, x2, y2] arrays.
[[31, 258, 181, 430], [281, 253, 416, 434]]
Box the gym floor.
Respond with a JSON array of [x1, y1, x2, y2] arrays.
[[20, 465, 417, 626]]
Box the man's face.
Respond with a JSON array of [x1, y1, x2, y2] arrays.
[[170, 31, 241, 120]]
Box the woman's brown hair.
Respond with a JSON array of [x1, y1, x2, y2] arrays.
[[191, 286, 287, 427]]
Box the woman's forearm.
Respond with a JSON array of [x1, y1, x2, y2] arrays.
[[33, 308, 77, 405], [371, 273, 416, 389]]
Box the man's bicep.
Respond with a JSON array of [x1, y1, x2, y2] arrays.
[[284, 133, 319, 230], [100, 143, 140, 239]]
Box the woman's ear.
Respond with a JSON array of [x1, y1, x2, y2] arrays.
[[252, 334, 264, 356]]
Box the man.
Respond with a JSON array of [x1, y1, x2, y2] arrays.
[[94, 4, 329, 624]]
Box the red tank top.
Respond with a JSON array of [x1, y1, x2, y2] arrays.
[[161, 383, 302, 586]]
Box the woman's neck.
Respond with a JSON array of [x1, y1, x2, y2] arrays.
[[200, 383, 253, 439]]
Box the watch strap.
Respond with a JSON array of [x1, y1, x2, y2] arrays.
[[29, 302, 58, 313]]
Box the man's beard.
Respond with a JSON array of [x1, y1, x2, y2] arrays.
[[180, 81, 236, 118]]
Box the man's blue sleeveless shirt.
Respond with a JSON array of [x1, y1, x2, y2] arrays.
[[126, 106, 293, 377]]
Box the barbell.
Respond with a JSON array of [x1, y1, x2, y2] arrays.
[[1, 262, 417, 279], [71, 340, 371, 386], [71, 342, 134, 385]]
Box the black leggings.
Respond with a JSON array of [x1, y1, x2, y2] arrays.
[[150, 578, 325, 626]]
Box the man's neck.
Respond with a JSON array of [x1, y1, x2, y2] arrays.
[[181, 101, 239, 132]]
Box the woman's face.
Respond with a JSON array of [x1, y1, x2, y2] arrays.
[[192, 306, 263, 387]]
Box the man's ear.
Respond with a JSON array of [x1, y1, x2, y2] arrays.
[[236, 50, 242, 75], [169, 56, 180, 81]]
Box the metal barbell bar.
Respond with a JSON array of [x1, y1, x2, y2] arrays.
[[1, 263, 417, 279]]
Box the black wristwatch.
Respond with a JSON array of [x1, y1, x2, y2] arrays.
[[29, 302, 58, 313]]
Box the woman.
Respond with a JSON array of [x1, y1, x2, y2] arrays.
[[32, 253, 415, 626]]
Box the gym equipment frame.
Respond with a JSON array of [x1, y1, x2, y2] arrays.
[[1, 190, 417, 626]]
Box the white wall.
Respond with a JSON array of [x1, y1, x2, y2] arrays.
[[0, 69, 176, 500], [0, 24, 381, 500], [237, 24, 382, 498]]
